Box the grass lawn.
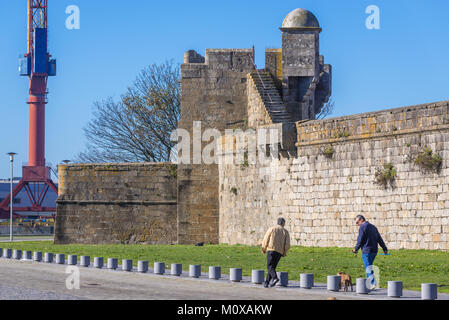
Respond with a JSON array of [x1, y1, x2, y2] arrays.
[[1, 242, 448, 293]]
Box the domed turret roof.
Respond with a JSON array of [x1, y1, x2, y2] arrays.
[[282, 8, 320, 29]]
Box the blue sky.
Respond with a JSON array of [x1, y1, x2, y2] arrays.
[[0, 0, 448, 178]]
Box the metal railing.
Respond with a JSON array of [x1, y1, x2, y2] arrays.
[[249, 49, 274, 105]]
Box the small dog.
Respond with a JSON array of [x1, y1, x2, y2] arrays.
[[337, 272, 354, 292]]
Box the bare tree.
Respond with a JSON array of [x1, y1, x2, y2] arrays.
[[75, 61, 180, 163], [316, 99, 335, 120]]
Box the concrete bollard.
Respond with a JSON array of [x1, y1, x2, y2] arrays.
[[388, 281, 403, 298], [23, 251, 32, 260], [3, 249, 12, 259], [80, 256, 90, 267], [138, 261, 148, 273], [189, 265, 201, 278], [33, 252, 42, 262], [327, 275, 341, 292], [251, 270, 265, 284], [94, 257, 104, 269], [122, 259, 133, 272], [107, 258, 118, 270], [230, 268, 242, 282], [421, 283, 438, 300], [13, 250, 22, 260], [56, 254, 65, 265], [154, 262, 165, 275], [68, 255, 77, 266], [171, 264, 182, 276], [277, 272, 289, 287], [209, 266, 221, 280], [356, 278, 370, 294], [300, 274, 314, 289], [44, 253, 53, 263]]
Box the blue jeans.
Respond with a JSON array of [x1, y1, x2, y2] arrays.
[[362, 253, 377, 286]]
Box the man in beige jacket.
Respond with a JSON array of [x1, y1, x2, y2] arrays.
[[261, 217, 291, 288]]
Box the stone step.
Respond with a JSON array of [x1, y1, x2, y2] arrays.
[[256, 85, 278, 89], [254, 80, 275, 84], [269, 112, 289, 115], [263, 100, 283, 104], [252, 78, 275, 83], [261, 97, 282, 101], [265, 103, 283, 108], [261, 96, 282, 101], [269, 109, 290, 114], [260, 92, 282, 98], [268, 108, 288, 111], [265, 102, 285, 106]]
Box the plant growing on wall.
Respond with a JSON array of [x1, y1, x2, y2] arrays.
[[323, 145, 335, 159], [231, 187, 238, 195], [240, 151, 249, 169], [334, 131, 350, 139], [168, 164, 178, 178], [374, 162, 397, 189], [414, 147, 443, 173]]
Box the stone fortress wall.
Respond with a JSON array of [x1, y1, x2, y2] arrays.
[[55, 8, 449, 250], [219, 101, 449, 250], [178, 48, 255, 245], [55, 163, 177, 244]]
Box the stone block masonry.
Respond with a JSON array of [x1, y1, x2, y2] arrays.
[[178, 49, 255, 244], [219, 101, 449, 250], [55, 163, 178, 245]]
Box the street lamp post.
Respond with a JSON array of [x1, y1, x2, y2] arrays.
[[7, 152, 17, 242]]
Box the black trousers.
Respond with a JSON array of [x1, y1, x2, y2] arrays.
[[265, 251, 282, 284]]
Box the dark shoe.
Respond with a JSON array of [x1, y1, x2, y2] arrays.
[[269, 278, 279, 287], [263, 281, 269, 288]]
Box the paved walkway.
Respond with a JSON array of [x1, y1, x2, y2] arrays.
[[0, 259, 447, 300]]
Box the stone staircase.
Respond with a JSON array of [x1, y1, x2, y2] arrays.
[[250, 70, 292, 123]]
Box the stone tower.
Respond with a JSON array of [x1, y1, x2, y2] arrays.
[[279, 8, 332, 121], [177, 8, 332, 245]]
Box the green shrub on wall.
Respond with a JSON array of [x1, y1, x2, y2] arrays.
[[323, 145, 335, 159], [374, 163, 397, 189], [240, 151, 249, 169], [414, 147, 443, 174], [168, 164, 178, 178]]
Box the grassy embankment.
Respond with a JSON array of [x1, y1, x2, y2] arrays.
[[1, 242, 448, 293]]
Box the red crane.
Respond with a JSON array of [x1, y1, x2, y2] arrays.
[[0, 0, 58, 218]]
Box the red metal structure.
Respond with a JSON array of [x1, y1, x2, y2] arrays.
[[0, 0, 57, 218]]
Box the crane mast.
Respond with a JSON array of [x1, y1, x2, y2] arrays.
[[0, 0, 58, 218]]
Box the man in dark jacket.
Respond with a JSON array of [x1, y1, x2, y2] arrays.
[[352, 215, 388, 289]]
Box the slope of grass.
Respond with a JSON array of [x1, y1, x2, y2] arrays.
[[1, 242, 448, 293]]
